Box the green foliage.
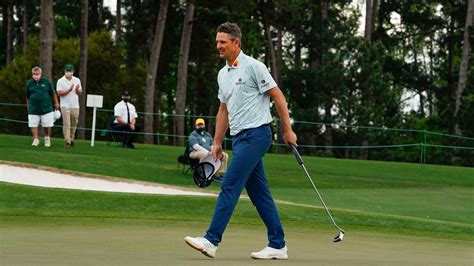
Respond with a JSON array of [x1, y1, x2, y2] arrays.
[[52, 37, 81, 80], [0, 39, 38, 96], [1, 1, 472, 166]]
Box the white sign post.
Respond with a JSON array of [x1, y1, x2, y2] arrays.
[[86, 94, 104, 147]]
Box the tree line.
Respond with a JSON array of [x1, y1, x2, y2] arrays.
[[0, 0, 472, 166]]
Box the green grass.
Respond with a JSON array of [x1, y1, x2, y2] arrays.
[[1, 133, 473, 240]]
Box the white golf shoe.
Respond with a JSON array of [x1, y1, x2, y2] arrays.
[[44, 137, 51, 147], [251, 246, 288, 260], [31, 139, 40, 147], [184, 236, 217, 258]]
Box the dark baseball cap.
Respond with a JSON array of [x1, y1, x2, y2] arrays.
[[122, 90, 131, 96]]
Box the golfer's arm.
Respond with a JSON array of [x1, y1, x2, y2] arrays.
[[267, 87, 292, 133], [213, 103, 229, 146]]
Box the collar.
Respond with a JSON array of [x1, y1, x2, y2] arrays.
[[227, 50, 245, 71]]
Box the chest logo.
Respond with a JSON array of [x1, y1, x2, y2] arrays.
[[235, 78, 244, 85]]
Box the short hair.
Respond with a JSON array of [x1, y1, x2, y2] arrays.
[[32, 66, 42, 72], [217, 22, 242, 41]]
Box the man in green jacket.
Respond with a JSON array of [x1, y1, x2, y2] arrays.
[[26, 66, 59, 147]]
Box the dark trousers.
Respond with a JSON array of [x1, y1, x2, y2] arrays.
[[112, 123, 141, 145], [204, 125, 285, 249]]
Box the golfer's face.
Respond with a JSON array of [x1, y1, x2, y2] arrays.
[[216, 32, 238, 60]]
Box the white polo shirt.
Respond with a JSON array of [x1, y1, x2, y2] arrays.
[[56, 75, 82, 108], [217, 51, 277, 135], [114, 100, 138, 124]]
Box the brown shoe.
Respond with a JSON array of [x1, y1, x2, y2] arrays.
[[70, 141, 75, 147], [64, 142, 71, 148]]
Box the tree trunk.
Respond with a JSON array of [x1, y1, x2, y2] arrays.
[[447, 13, 456, 129], [360, 0, 378, 159], [174, 0, 195, 146], [371, 0, 378, 33], [144, 0, 168, 144], [6, 3, 13, 65], [454, 0, 473, 136], [115, 0, 122, 42], [2, 4, 7, 60], [39, 0, 53, 80], [309, 2, 323, 71], [364, 0, 377, 41], [78, 0, 88, 139], [98, 0, 104, 27], [263, 22, 278, 84], [321, 0, 333, 156], [258, 0, 281, 83], [144, 0, 155, 50], [414, 52, 425, 117], [51, 10, 57, 41], [23, 0, 31, 53], [294, 27, 302, 69], [323, 102, 333, 156], [259, 0, 279, 85], [419, 90, 425, 117], [275, 28, 283, 84]]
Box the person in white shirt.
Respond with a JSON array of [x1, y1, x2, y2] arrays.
[[113, 90, 141, 148], [56, 64, 82, 148]]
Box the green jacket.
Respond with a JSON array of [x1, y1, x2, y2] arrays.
[[26, 77, 55, 115]]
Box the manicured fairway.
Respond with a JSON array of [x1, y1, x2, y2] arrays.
[[1, 216, 472, 265], [1, 133, 473, 265]]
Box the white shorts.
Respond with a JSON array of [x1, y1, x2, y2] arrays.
[[28, 112, 55, 127]]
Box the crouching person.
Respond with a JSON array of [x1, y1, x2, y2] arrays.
[[112, 90, 141, 149]]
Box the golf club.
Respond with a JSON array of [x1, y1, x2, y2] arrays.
[[290, 144, 345, 242]]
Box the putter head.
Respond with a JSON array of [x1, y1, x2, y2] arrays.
[[333, 231, 344, 243]]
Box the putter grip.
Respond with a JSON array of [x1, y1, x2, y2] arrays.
[[290, 145, 304, 165]]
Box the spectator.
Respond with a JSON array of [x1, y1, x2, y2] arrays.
[[112, 90, 141, 148], [56, 64, 82, 148], [188, 118, 228, 178], [26, 66, 59, 147]]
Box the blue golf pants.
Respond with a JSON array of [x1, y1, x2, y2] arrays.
[[204, 124, 286, 249]]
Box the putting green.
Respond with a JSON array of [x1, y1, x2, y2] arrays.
[[1, 216, 472, 265]]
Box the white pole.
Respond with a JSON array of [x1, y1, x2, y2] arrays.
[[91, 106, 97, 147]]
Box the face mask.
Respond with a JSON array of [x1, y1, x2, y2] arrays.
[[196, 128, 205, 133], [65, 72, 73, 78]]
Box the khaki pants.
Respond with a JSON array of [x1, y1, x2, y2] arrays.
[[189, 150, 229, 175], [61, 107, 80, 144]]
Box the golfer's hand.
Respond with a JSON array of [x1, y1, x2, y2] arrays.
[[212, 144, 224, 160], [54, 103, 60, 110], [283, 130, 298, 147], [75, 84, 81, 93]]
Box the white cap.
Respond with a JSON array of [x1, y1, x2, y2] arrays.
[[54, 110, 61, 120], [199, 154, 222, 179]]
